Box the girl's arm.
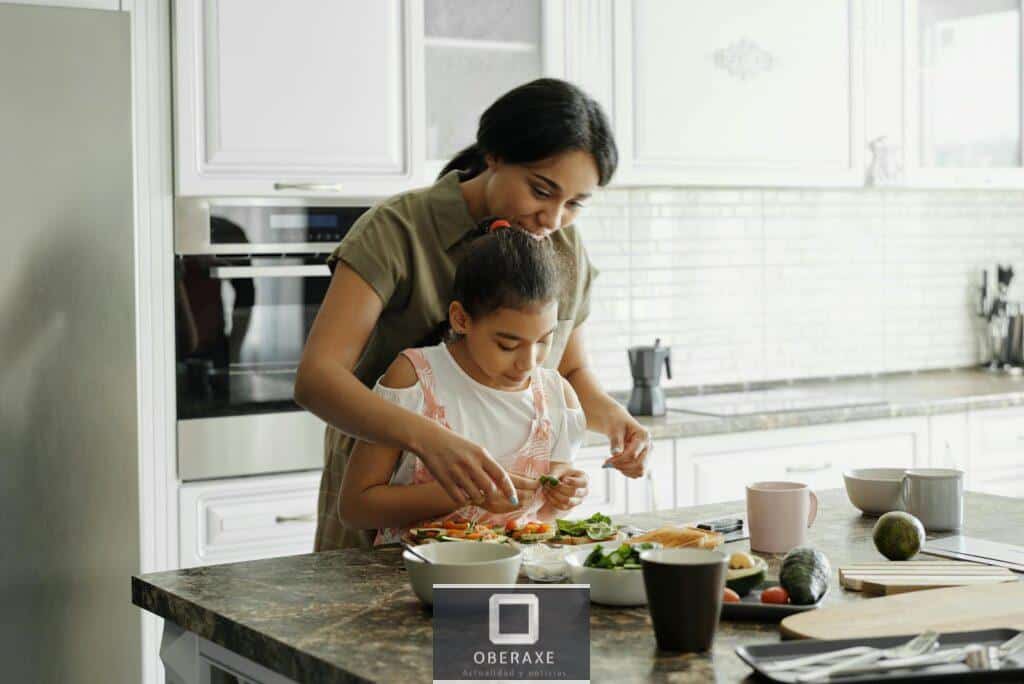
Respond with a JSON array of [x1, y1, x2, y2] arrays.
[[559, 326, 650, 478], [295, 265, 516, 505], [338, 356, 463, 530]]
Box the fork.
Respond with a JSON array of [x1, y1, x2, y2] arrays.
[[766, 631, 936, 674], [795, 631, 940, 682]]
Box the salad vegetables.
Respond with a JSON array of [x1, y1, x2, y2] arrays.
[[583, 542, 656, 570]]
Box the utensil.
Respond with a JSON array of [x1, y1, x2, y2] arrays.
[[746, 481, 818, 554], [401, 542, 432, 564], [795, 631, 939, 682], [780, 581, 1024, 640], [900, 468, 964, 532], [626, 338, 672, 416], [835, 632, 1024, 677]]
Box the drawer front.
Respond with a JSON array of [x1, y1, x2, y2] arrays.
[[970, 408, 1024, 473], [180, 472, 321, 567], [683, 428, 918, 506]]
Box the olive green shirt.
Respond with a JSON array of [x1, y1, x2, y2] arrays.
[[314, 171, 598, 551]]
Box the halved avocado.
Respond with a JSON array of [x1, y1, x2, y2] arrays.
[[726, 556, 768, 597]]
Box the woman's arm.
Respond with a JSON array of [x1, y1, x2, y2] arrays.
[[558, 326, 651, 478], [295, 265, 517, 504], [339, 357, 464, 529]]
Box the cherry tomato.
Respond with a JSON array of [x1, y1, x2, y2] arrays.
[[723, 587, 741, 603], [761, 587, 790, 604]]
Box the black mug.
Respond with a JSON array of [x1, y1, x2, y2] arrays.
[[640, 548, 728, 653]]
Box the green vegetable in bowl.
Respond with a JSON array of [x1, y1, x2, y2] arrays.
[[583, 542, 656, 570]]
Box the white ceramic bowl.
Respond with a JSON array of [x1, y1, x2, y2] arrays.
[[843, 468, 907, 516], [565, 544, 658, 606], [403, 542, 522, 606]]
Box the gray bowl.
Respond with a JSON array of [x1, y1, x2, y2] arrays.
[[843, 468, 906, 516], [403, 542, 522, 606]]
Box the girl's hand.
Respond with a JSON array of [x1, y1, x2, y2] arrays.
[[480, 474, 540, 515], [543, 469, 589, 511], [415, 421, 518, 506], [599, 407, 652, 479]]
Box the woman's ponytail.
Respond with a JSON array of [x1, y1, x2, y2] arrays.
[[438, 143, 487, 180]]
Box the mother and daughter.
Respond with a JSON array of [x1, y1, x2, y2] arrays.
[[295, 78, 654, 550]]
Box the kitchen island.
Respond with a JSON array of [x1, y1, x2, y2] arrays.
[[133, 490, 1022, 683]]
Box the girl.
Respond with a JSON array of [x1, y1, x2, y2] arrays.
[[338, 222, 588, 542], [296, 78, 652, 551]]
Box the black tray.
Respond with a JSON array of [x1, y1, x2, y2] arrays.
[[721, 583, 826, 621], [736, 628, 1024, 682]]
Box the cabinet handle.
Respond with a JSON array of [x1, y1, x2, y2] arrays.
[[785, 462, 832, 474], [275, 513, 315, 524], [273, 182, 344, 192]]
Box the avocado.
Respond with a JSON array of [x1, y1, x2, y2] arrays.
[[779, 547, 831, 605], [726, 555, 768, 597]]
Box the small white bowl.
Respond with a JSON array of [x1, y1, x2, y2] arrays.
[[402, 542, 522, 606], [521, 544, 570, 583], [565, 544, 658, 606], [843, 468, 907, 516]]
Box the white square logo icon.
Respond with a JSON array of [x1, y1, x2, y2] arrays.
[[488, 593, 539, 645]]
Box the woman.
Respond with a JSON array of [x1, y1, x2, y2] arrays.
[[295, 78, 652, 550]]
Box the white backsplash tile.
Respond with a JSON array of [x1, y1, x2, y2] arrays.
[[582, 188, 1024, 392]]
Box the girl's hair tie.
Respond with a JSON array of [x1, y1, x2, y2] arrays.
[[488, 219, 512, 233]]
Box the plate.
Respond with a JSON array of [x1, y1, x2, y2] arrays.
[[721, 582, 827, 621], [735, 628, 1023, 682]]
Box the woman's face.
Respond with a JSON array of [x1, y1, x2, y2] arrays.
[[483, 149, 600, 238], [451, 300, 559, 391]]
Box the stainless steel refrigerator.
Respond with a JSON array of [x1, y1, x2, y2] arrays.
[[0, 4, 140, 682]]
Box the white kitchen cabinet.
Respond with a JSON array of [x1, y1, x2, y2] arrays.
[[624, 439, 676, 513], [422, 0, 565, 179], [173, 0, 420, 197], [928, 411, 969, 469], [178, 471, 320, 568], [903, 0, 1024, 188], [675, 417, 927, 506], [606, 0, 865, 187], [572, 443, 627, 517], [967, 406, 1024, 498]]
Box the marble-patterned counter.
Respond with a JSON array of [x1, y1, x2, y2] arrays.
[[133, 489, 1023, 683], [587, 368, 1024, 446]]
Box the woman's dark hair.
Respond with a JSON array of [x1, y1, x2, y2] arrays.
[[447, 223, 564, 336], [440, 78, 617, 186]]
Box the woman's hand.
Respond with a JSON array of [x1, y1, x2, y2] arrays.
[[542, 469, 589, 510], [597, 405, 651, 479], [479, 474, 540, 515], [414, 421, 519, 506]]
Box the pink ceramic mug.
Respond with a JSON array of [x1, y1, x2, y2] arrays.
[[746, 481, 819, 554]]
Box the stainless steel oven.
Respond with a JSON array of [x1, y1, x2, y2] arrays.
[[174, 198, 369, 480]]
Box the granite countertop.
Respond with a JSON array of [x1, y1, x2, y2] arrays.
[[133, 490, 1023, 683], [589, 368, 1024, 446]]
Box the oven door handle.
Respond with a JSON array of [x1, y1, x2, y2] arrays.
[[208, 264, 331, 279]]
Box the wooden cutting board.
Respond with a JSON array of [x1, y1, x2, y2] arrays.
[[839, 561, 1017, 595], [781, 581, 1024, 639]]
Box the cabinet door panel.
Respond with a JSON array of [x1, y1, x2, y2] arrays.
[[175, 0, 413, 195], [622, 0, 862, 186]]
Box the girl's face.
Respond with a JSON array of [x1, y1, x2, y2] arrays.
[[483, 149, 600, 239], [450, 300, 559, 391]]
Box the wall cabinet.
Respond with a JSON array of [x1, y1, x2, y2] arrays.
[[604, 0, 865, 188], [173, 0, 419, 197]]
